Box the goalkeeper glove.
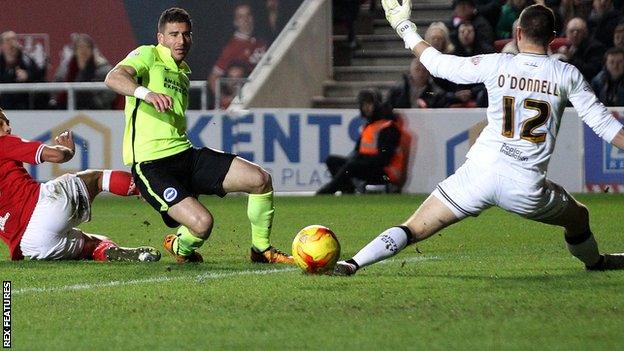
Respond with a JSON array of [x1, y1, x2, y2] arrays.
[[381, 0, 422, 50]]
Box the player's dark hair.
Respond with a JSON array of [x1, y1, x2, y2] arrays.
[[519, 5, 555, 47], [158, 7, 192, 33], [0, 108, 8, 123]]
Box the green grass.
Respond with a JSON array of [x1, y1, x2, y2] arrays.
[[2, 194, 624, 350]]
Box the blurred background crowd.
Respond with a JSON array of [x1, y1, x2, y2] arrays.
[[2, 0, 624, 110]]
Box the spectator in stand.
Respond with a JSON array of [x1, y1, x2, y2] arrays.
[[591, 47, 624, 106], [0, 31, 45, 110], [317, 89, 408, 195], [208, 4, 267, 96], [448, 22, 491, 107], [449, 0, 496, 48], [496, 0, 530, 39], [218, 60, 250, 109], [454, 21, 496, 55], [588, 0, 621, 47], [559, 0, 592, 27], [387, 57, 448, 108], [425, 22, 456, 54], [424, 22, 458, 92], [475, 0, 507, 29], [613, 21, 624, 48], [557, 17, 606, 81], [51, 34, 115, 110]]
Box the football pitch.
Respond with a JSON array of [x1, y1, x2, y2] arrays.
[[2, 194, 624, 350]]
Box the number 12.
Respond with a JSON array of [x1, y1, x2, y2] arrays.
[[502, 96, 551, 143]]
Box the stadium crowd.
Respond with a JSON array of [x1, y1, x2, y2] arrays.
[[0, 1, 293, 110], [2, 0, 624, 109], [386, 0, 624, 109]]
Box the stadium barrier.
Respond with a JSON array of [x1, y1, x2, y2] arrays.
[[5, 108, 623, 193], [0, 81, 211, 110]]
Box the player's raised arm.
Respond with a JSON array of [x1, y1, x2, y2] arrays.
[[382, 0, 495, 84], [105, 64, 172, 113], [41, 130, 75, 163]]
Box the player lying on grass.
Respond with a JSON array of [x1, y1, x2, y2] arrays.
[[105, 8, 292, 264], [0, 109, 160, 262], [334, 2, 624, 275]]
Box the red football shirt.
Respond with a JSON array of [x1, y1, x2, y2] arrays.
[[212, 32, 267, 74], [0, 135, 44, 260]]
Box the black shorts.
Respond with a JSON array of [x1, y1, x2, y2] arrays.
[[132, 148, 236, 227]]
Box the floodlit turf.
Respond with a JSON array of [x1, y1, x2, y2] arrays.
[[2, 194, 624, 350]]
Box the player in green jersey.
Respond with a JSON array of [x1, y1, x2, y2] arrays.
[[105, 7, 293, 264]]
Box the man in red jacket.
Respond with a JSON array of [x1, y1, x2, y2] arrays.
[[0, 108, 160, 262]]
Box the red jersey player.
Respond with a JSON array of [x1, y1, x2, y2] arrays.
[[0, 108, 160, 262]]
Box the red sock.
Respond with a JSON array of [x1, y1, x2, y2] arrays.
[[102, 170, 140, 196], [92, 240, 119, 261]]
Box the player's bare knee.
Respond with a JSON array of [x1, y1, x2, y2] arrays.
[[188, 212, 213, 239], [250, 167, 272, 194]]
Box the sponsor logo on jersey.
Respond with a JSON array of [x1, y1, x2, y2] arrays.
[[163, 187, 178, 202], [470, 56, 482, 65]]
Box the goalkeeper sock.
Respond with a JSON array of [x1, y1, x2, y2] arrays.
[[102, 170, 140, 196], [352, 226, 411, 268], [173, 226, 205, 256], [565, 230, 601, 267], [247, 191, 274, 252]]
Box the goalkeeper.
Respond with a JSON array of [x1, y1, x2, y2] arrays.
[[105, 7, 292, 264], [334, 1, 624, 275]]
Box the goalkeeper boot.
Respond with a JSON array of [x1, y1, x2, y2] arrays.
[[105, 246, 161, 262], [250, 246, 294, 264], [586, 253, 624, 271], [332, 261, 358, 276], [163, 234, 203, 263]]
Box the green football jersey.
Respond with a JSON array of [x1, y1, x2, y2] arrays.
[[118, 44, 192, 165]]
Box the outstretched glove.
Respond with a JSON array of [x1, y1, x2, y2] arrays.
[[381, 0, 422, 50]]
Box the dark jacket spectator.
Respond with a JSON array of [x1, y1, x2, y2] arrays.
[[387, 58, 448, 108], [0, 31, 45, 109], [475, 0, 507, 29], [317, 89, 404, 195], [591, 47, 624, 106], [449, 0, 496, 47], [587, 0, 621, 47], [557, 17, 607, 81], [51, 33, 114, 109]]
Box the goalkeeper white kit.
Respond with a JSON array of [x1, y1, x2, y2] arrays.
[[420, 48, 623, 219]]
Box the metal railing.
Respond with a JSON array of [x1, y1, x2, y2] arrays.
[[0, 81, 212, 110]]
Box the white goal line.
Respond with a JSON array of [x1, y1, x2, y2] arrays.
[[12, 255, 439, 295]]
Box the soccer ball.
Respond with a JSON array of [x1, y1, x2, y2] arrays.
[[292, 225, 341, 274]]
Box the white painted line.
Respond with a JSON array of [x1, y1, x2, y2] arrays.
[[12, 255, 439, 295]]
